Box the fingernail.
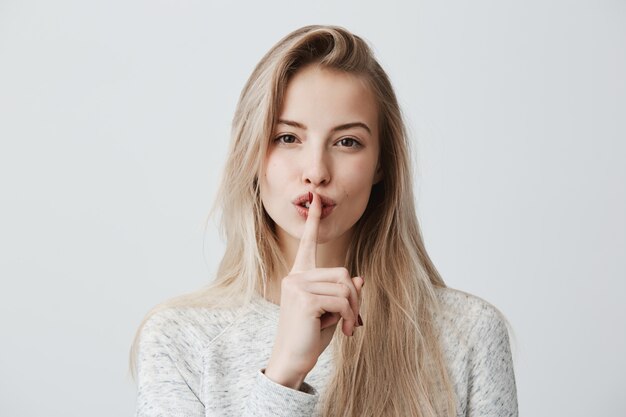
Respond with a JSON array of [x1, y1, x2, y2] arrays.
[[358, 314, 363, 326], [360, 276, 365, 286], [308, 192, 313, 204]]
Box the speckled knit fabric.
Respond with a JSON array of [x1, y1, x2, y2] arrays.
[[134, 286, 518, 416]]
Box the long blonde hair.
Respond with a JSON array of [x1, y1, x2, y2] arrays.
[[129, 25, 457, 417]]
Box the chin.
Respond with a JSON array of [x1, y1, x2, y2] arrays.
[[276, 222, 333, 244]]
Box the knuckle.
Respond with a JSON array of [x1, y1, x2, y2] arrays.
[[339, 284, 351, 299], [338, 267, 350, 280], [281, 276, 301, 293]]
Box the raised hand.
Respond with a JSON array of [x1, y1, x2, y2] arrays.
[[264, 191, 364, 390]]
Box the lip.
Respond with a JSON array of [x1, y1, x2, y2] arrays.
[[292, 193, 337, 220], [292, 193, 337, 207], [294, 203, 336, 220]]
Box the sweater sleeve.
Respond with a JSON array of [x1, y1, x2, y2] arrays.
[[135, 310, 204, 417], [466, 304, 519, 417], [241, 368, 320, 416]]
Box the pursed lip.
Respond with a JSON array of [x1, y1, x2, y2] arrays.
[[292, 193, 337, 207], [293, 201, 336, 220]]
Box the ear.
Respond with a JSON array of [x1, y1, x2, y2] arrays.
[[372, 162, 383, 185]]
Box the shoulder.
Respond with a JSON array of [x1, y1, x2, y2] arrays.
[[139, 303, 248, 353], [432, 286, 514, 353], [434, 286, 509, 325], [434, 288, 518, 413]]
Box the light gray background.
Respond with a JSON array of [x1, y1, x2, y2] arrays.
[[1, 0, 624, 416]]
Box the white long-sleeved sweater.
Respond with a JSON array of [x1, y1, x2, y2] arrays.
[[134, 286, 518, 416]]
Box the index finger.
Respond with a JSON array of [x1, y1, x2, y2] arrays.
[[291, 191, 321, 273]]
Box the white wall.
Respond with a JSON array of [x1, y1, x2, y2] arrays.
[[1, 1, 624, 415]]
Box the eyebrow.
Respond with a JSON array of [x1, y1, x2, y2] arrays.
[[277, 119, 372, 135]]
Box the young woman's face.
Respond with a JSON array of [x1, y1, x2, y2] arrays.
[[260, 64, 382, 247]]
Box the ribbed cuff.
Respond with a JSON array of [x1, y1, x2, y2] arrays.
[[242, 368, 319, 416]]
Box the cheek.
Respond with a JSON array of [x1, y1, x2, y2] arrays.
[[261, 152, 296, 199], [338, 175, 372, 212], [264, 155, 287, 185], [345, 158, 378, 192], [340, 159, 378, 212]]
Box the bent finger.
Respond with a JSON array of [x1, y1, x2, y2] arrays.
[[298, 268, 360, 327], [313, 295, 357, 337]]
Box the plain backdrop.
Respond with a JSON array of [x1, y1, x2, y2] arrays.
[[1, 0, 624, 416]]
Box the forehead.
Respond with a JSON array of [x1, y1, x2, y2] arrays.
[[278, 65, 378, 135]]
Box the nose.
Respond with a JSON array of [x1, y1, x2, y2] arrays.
[[301, 148, 330, 186]]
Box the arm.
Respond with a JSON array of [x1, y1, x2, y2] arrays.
[[467, 305, 519, 417], [134, 310, 204, 417], [241, 368, 320, 416], [135, 309, 321, 417]]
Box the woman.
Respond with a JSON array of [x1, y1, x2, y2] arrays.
[[129, 25, 518, 417]]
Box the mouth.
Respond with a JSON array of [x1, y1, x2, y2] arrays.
[[292, 193, 337, 219]]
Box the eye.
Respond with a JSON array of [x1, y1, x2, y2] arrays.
[[337, 137, 362, 148], [274, 134, 298, 145]]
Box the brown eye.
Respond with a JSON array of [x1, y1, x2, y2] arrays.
[[338, 138, 361, 148], [275, 134, 298, 144]]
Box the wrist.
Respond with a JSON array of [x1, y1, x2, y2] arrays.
[[263, 364, 308, 390]]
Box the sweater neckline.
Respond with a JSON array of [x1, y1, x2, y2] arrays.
[[250, 292, 281, 320]]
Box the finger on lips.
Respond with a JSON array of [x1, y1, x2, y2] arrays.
[[291, 191, 320, 273], [292, 191, 362, 333]]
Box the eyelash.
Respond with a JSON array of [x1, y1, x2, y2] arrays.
[[273, 134, 362, 149]]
